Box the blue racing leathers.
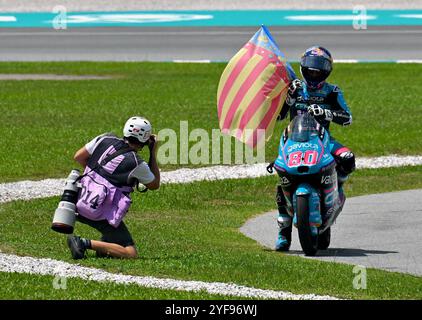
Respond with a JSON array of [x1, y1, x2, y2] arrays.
[[279, 81, 352, 129], [278, 80, 355, 178], [274, 80, 355, 251], [278, 80, 355, 176]]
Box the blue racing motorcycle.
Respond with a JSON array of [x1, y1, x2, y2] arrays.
[[273, 113, 346, 256]]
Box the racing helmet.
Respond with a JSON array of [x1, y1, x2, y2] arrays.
[[123, 116, 152, 144], [300, 46, 333, 89]]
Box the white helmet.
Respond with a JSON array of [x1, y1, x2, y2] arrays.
[[123, 116, 152, 143]]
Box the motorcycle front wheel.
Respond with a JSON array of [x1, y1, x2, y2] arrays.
[[318, 227, 331, 250], [296, 195, 318, 256]]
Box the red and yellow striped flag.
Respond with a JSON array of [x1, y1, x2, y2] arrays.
[[217, 26, 296, 149]]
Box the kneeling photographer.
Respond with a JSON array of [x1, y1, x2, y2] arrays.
[[53, 116, 160, 259]]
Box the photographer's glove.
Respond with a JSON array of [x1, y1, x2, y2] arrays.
[[307, 104, 333, 122], [285, 79, 302, 106]]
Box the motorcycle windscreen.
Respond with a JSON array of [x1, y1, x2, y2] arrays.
[[287, 114, 320, 142]]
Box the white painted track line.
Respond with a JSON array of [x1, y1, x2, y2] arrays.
[[0, 252, 339, 300]]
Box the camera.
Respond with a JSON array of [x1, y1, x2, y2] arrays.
[[51, 169, 81, 234]]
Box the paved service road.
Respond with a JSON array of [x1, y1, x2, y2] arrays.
[[240, 189, 422, 276], [0, 26, 421, 61]]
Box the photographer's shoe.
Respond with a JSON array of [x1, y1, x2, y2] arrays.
[[67, 235, 86, 259]]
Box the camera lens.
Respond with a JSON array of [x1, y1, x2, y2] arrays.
[[60, 189, 79, 204]]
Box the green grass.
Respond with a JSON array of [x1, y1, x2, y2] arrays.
[[0, 62, 421, 300], [1, 165, 421, 300], [0, 62, 421, 182], [0, 272, 241, 300]]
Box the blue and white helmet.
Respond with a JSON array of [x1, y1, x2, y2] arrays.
[[123, 116, 151, 143], [300, 46, 333, 89]]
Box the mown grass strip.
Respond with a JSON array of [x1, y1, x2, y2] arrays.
[[0, 62, 421, 182]]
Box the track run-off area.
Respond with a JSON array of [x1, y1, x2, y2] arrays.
[[0, 252, 337, 300], [0, 155, 422, 299], [1, 0, 421, 300], [1, 155, 422, 204]]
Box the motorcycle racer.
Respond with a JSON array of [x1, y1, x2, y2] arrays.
[[275, 46, 356, 251]]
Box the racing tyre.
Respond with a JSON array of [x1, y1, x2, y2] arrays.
[[296, 195, 318, 256], [318, 227, 331, 250]]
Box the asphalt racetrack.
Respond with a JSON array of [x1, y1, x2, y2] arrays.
[[240, 189, 422, 276], [0, 26, 421, 61]]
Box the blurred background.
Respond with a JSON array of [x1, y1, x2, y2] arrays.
[[0, 0, 421, 62]]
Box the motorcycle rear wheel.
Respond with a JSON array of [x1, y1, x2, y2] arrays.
[[296, 195, 318, 256]]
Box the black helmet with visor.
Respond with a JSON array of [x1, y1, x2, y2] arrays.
[[300, 46, 333, 89]]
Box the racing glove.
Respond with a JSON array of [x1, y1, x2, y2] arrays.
[[285, 79, 302, 106], [288, 79, 302, 96], [307, 104, 333, 122]]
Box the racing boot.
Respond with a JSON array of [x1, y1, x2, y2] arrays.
[[275, 185, 292, 251], [337, 173, 348, 205], [335, 150, 355, 205], [276, 215, 292, 251]]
